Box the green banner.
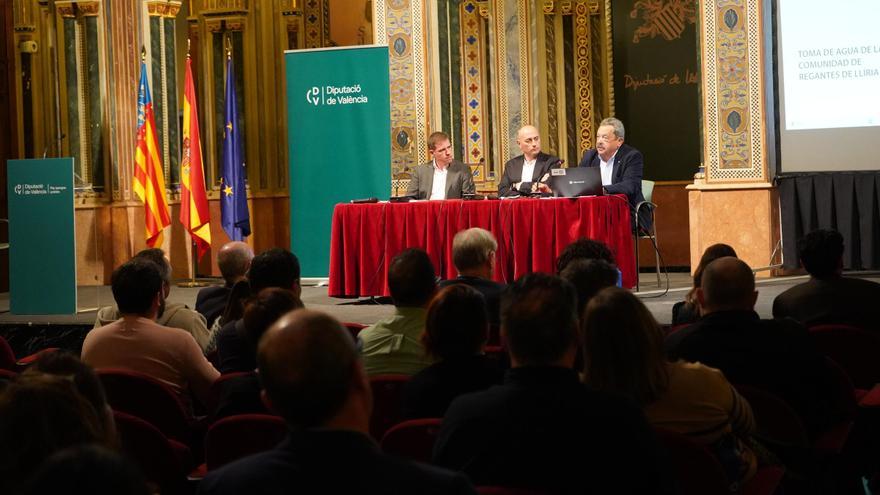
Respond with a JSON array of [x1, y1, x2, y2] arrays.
[[285, 46, 391, 278], [7, 158, 77, 314]]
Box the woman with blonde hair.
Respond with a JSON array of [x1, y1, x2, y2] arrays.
[[583, 287, 757, 490]]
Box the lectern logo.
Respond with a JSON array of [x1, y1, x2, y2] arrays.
[[306, 87, 322, 106], [14, 184, 22, 195]]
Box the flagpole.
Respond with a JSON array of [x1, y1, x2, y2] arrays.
[[178, 38, 209, 289]]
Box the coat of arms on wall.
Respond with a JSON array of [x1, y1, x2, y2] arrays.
[[630, 0, 697, 43]]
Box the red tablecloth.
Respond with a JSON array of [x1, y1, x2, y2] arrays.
[[328, 196, 635, 297]]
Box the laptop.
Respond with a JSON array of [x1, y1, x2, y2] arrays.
[[549, 167, 604, 198]]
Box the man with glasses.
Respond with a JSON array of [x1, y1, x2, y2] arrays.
[[578, 117, 650, 231], [406, 132, 476, 200]]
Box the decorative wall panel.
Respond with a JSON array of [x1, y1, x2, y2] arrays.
[[380, 0, 427, 175], [701, 0, 768, 183]]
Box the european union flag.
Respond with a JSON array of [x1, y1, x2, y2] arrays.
[[220, 53, 251, 241]]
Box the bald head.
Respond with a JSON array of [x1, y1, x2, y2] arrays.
[[217, 241, 253, 286], [698, 257, 757, 313], [516, 125, 541, 160], [257, 309, 362, 429]]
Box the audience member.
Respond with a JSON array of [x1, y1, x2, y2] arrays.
[[196, 241, 254, 328], [555, 237, 618, 284], [433, 273, 671, 493], [402, 285, 503, 419], [583, 287, 757, 488], [672, 243, 737, 326], [360, 249, 436, 376], [773, 229, 880, 328], [212, 288, 303, 419], [29, 352, 117, 445], [198, 309, 476, 494], [0, 373, 113, 494], [95, 248, 211, 351], [666, 257, 845, 439], [216, 248, 301, 373], [438, 228, 505, 329], [560, 258, 619, 317], [82, 258, 219, 409], [20, 445, 150, 495]]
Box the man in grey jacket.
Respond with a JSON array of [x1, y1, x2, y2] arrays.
[[405, 132, 475, 200]]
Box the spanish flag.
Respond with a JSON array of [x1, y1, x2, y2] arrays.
[[134, 58, 171, 248], [179, 53, 212, 259]]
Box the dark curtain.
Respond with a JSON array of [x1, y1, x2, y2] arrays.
[[778, 172, 880, 270]]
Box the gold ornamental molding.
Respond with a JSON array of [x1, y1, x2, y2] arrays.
[[13, 0, 37, 31], [54, 1, 77, 18], [146, 1, 182, 18], [574, 1, 593, 154], [76, 1, 101, 16], [475, 1, 488, 18], [202, 0, 249, 16]]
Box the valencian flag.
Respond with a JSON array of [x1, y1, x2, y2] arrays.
[[220, 51, 250, 241], [134, 55, 171, 248], [180, 52, 212, 259]]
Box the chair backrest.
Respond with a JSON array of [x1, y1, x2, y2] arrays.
[[205, 413, 287, 471], [380, 417, 443, 464], [369, 374, 411, 440], [809, 324, 880, 389], [733, 384, 809, 448], [113, 410, 189, 495], [641, 179, 655, 203], [98, 368, 192, 443], [654, 427, 731, 495], [209, 371, 257, 406]]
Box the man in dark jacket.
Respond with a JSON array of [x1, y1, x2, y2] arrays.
[[433, 273, 671, 494], [198, 309, 475, 495]]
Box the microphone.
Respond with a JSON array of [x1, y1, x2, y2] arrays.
[[350, 197, 379, 204]]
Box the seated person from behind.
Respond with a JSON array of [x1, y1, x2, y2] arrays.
[[555, 237, 617, 274], [672, 243, 737, 326], [402, 285, 504, 419], [82, 258, 220, 410], [559, 258, 620, 317], [498, 125, 560, 197], [216, 248, 302, 374], [212, 287, 303, 420], [360, 248, 436, 376], [577, 117, 651, 231], [197, 309, 476, 495], [433, 273, 671, 494], [773, 228, 880, 329], [0, 369, 118, 494], [665, 257, 846, 440], [196, 241, 253, 329], [95, 248, 211, 352], [405, 132, 475, 200], [583, 287, 757, 488], [438, 228, 505, 330]]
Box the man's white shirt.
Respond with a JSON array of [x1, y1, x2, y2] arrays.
[[599, 151, 618, 186], [515, 156, 537, 192], [430, 160, 448, 200]]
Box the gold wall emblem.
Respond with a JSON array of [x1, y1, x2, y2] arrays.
[[630, 0, 696, 43]]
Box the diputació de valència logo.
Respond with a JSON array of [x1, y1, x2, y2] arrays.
[[305, 84, 369, 106]]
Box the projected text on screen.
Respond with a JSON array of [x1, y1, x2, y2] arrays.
[[779, 0, 880, 131]]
